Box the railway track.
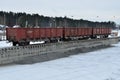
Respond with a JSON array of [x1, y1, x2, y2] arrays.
[[0, 37, 119, 65], [0, 37, 111, 48]]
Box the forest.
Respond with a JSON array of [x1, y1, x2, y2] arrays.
[[0, 11, 116, 29]]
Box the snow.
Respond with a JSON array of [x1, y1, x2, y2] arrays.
[[0, 30, 6, 33], [30, 41, 45, 44], [0, 41, 12, 48], [0, 42, 120, 80], [13, 25, 20, 28], [0, 25, 5, 28], [109, 30, 120, 38], [0, 41, 44, 48], [0, 30, 120, 80], [0, 30, 4, 33], [116, 30, 120, 37], [112, 30, 120, 37], [0, 25, 8, 28]]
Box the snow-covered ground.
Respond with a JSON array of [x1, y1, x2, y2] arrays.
[[0, 41, 12, 48], [0, 30, 3, 33], [0, 30, 120, 80], [0, 42, 120, 80], [0, 41, 45, 48]]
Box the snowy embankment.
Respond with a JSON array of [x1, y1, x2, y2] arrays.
[[0, 42, 120, 80]]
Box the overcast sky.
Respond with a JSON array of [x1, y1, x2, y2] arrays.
[[0, 0, 120, 24]]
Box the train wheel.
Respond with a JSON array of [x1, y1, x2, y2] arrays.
[[26, 42, 30, 45], [105, 35, 108, 38], [18, 42, 23, 46], [18, 42, 30, 46], [91, 35, 97, 39], [13, 42, 18, 46], [13, 42, 16, 46]]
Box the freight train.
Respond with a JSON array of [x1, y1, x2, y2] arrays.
[[6, 27, 111, 46]]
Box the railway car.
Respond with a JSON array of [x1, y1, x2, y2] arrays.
[[6, 27, 63, 46], [64, 27, 78, 39], [92, 27, 111, 38], [6, 27, 112, 46], [77, 27, 92, 38], [63, 27, 92, 39]]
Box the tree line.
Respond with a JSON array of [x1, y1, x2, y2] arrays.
[[0, 11, 116, 29]]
